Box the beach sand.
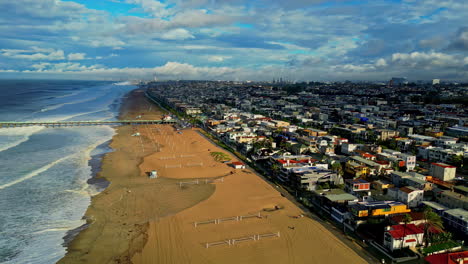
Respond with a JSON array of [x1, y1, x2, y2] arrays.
[[60, 89, 369, 264]]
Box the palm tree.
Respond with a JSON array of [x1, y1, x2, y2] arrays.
[[271, 162, 281, 176], [402, 213, 412, 248], [422, 207, 444, 247]]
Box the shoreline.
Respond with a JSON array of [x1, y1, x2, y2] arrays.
[[60, 88, 370, 264], [61, 139, 113, 248], [61, 92, 126, 251], [58, 88, 176, 263]]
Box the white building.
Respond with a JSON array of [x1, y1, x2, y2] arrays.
[[430, 163, 457, 181], [341, 143, 358, 155], [384, 224, 424, 251], [395, 153, 416, 171], [397, 186, 424, 208]]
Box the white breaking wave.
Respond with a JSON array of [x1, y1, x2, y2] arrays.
[[0, 155, 72, 190], [0, 126, 44, 153], [32, 219, 86, 235], [113, 81, 132, 86], [34, 93, 107, 114]]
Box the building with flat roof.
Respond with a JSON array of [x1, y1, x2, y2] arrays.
[[349, 201, 411, 218], [446, 126, 468, 137], [430, 163, 456, 181], [345, 178, 370, 193], [438, 191, 468, 210], [442, 208, 468, 237], [421, 201, 448, 215], [397, 186, 424, 208]]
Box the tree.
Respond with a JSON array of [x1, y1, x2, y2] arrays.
[[402, 214, 413, 248], [449, 155, 463, 167], [430, 232, 452, 244], [422, 207, 444, 247], [331, 162, 344, 176], [271, 162, 281, 176]]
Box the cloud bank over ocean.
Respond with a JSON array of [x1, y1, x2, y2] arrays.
[[0, 0, 467, 81]]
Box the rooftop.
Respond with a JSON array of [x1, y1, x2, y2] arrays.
[[400, 186, 420, 194], [421, 201, 449, 211], [324, 193, 358, 202], [387, 224, 424, 239], [444, 208, 468, 219], [431, 163, 456, 169]]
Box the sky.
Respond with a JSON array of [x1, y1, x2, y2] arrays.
[[0, 0, 467, 81]]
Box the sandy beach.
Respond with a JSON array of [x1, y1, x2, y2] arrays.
[[60, 89, 369, 264]]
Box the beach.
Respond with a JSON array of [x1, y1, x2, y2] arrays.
[[60, 89, 369, 264]]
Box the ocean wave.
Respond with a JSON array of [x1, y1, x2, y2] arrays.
[[34, 93, 108, 115], [32, 220, 86, 235], [0, 155, 72, 190], [0, 126, 44, 153], [113, 81, 133, 86], [62, 130, 115, 197]]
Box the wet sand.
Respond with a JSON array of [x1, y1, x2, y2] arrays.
[[60, 89, 369, 264]]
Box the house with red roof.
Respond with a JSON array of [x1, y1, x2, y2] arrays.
[[230, 161, 245, 169], [383, 224, 424, 251], [425, 251, 468, 264]]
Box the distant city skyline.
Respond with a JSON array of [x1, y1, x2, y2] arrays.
[[0, 0, 467, 81]]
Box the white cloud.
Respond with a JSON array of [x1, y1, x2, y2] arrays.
[[0, 48, 65, 61], [126, 0, 174, 18], [375, 58, 387, 67], [30, 62, 102, 72], [160, 28, 195, 40], [67, 53, 86, 60], [90, 38, 126, 48], [206, 55, 232, 62], [391, 51, 458, 68]]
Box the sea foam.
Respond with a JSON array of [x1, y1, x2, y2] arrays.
[[0, 154, 72, 190]]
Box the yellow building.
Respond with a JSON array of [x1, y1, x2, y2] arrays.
[[425, 131, 444, 137], [272, 120, 290, 128], [351, 201, 411, 218], [302, 128, 328, 137], [345, 161, 370, 178], [371, 180, 394, 191]]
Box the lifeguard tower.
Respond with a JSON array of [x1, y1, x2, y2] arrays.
[[149, 170, 158, 179]]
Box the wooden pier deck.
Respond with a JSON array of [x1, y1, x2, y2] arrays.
[[0, 119, 177, 128]]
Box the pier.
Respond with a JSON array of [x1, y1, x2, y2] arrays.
[[0, 119, 177, 128]]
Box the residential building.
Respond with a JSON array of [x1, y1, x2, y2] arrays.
[[349, 201, 411, 218], [438, 191, 468, 210], [446, 126, 468, 137], [393, 186, 424, 208], [442, 208, 468, 237], [345, 179, 370, 193], [421, 201, 448, 215], [375, 129, 399, 141], [395, 153, 416, 171], [425, 251, 468, 264], [383, 224, 424, 251], [345, 161, 369, 178], [430, 163, 457, 181]]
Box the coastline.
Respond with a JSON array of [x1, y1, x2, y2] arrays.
[[60, 88, 370, 264], [59, 89, 216, 263], [58, 88, 154, 263], [61, 140, 113, 248]]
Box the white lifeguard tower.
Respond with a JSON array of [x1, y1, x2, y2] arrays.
[[150, 170, 158, 179]]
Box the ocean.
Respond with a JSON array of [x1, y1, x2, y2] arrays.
[[0, 80, 136, 264]]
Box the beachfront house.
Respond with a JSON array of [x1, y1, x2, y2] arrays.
[[231, 161, 246, 169], [383, 224, 424, 251]]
